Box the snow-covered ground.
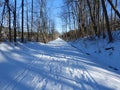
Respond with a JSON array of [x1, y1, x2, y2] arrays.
[[0, 38, 120, 90], [69, 33, 120, 72]]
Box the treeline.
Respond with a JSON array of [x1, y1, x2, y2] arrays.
[[61, 0, 120, 42], [0, 0, 59, 43]]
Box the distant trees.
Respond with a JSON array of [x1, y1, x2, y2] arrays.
[[0, 0, 59, 43], [0, 0, 5, 41], [61, 0, 120, 42]]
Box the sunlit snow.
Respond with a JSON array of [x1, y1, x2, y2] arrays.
[[0, 38, 120, 90]]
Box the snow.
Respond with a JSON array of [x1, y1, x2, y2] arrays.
[[69, 35, 120, 72], [0, 38, 120, 90]]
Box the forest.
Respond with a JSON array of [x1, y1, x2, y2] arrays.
[[61, 0, 120, 42], [0, 0, 120, 44], [0, 0, 59, 43]]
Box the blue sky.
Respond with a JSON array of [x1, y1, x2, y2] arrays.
[[47, 0, 64, 33], [15, 0, 63, 33], [1, 0, 119, 33]]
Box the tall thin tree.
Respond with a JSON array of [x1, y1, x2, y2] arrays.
[[14, 0, 17, 43], [26, 0, 29, 41], [6, 0, 11, 42], [21, 0, 24, 42], [31, 0, 33, 41], [101, 0, 113, 42]]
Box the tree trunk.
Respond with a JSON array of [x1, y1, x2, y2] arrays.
[[26, 0, 29, 41], [86, 0, 97, 35], [8, 1, 11, 42], [114, 0, 118, 21], [107, 0, 120, 18], [6, 0, 11, 42], [31, 0, 33, 41], [14, 0, 17, 43], [101, 0, 113, 42], [21, 0, 24, 42]]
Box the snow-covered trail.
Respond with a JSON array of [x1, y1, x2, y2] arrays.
[[0, 38, 120, 90]]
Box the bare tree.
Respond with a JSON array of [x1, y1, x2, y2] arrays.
[[31, 0, 33, 41], [26, 0, 30, 41], [107, 0, 120, 18], [13, 0, 17, 43], [86, 0, 97, 35], [6, 0, 12, 42], [101, 0, 113, 42], [0, 1, 6, 41], [21, 0, 24, 42]]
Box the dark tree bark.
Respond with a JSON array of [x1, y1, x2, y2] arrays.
[[8, 0, 11, 42], [107, 0, 120, 18], [5, 0, 12, 42], [101, 0, 113, 42], [14, 0, 17, 43], [21, 0, 24, 42], [31, 0, 33, 41], [26, 0, 30, 41], [86, 0, 97, 35]]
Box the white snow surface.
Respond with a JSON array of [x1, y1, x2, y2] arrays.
[[0, 38, 120, 90], [69, 36, 120, 72]]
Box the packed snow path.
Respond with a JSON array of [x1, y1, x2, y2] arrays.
[[0, 38, 120, 90]]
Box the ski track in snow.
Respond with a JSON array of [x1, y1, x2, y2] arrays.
[[2, 51, 44, 90], [0, 38, 120, 90]]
